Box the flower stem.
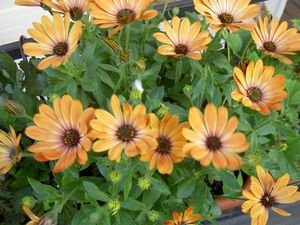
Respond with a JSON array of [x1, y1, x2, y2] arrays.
[[240, 39, 253, 62], [213, 195, 246, 201], [57, 186, 79, 214], [22, 152, 33, 158], [125, 25, 131, 51]]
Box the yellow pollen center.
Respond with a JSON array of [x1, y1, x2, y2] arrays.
[[157, 137, 171, 154], [53, 42, 69, 57], [70, 7, 83, 20], [117, 124, 136, 142], [117, 9, 135, 24], [263, 41, 277, 52], [206, 136, 222, 151], [247, 87, 262, 102], [63, 129, 80, 147], [175, 44, 188, 55], [218, 13, 234, 24]]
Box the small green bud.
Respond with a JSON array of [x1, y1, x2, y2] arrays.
[[280, 143, 288, 151], [130, 88, 143, 101], [247, 152, 261, 166], [172, 7, 180, 16], [157, 103, 169, 118], [89, 212, 99, 223], [108, 199, 121, 215], [22, 196, 36, 209], [147, 211, 159, 222], [138, 177, 151, 191], [109, 170, 122, 183], [183, 85, 193, 97]]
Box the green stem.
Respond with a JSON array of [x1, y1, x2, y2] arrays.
[[227, 45, 231, 62], [160, 0, 169, 19], [22, 152, 33, 158], [125, 25, 131, 51], [213, 195, 246, 201], [115, 64, 127, 92], [57, 186, 79, 214], [198, 66, 208, 107], [240, 39, 253, 62]]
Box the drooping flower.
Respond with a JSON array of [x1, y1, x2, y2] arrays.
[[194, 0, 259, 32], [15, 0, 41, 6], [22, 13, 82, 70], [165, 207, 202, 225], [140, 114, 188, 174], [251, 16, 300, 64], [153, 16, 211, 60], [242, 166, 300, 225], [25, 95, 94, 173], [23, 205, 54, 225], [42, 0, 89, 20], [89, 0, 158, 36], [231, 59, 287, 116], [90, 95, 157, 162], [183, 104, 249, 170], [0, 126, 22, 175]]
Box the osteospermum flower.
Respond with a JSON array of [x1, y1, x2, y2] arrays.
[[165, 207, 202, 225], [25, 95, 95, 173], [194, 0, 259, 32], [0, 126, 22, 175], [153, 16, 211, 60], [22, 13, 82, 70], [89, 0, 158, 36], [42, 0, 89, 20], [90, 95, 157, 162], [23, 205, 53, 225], [183, 104, 249, 170], [140, 114, 187, 174], [231, 59, 287, 116], [242, 166, 300, 225], [251, 16, 300, 64], [15, 0, 41, 6]]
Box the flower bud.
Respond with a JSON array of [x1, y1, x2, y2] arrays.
[[108, 199, 121, 215], [48, 93, 60, 104], [132, 57, 146, 73], [100, 36, 121, 54], [130, 80, 144, 101], [109, 170, 122, 183], [183, 85, 193, 97], [3, 99, 24, 116], [119, 50, 131, 64], [157, 103, 169, 118], [138, 177, 151, 191], [247, 152, 261, 166], [22, 196, 36, 209], [280, 143, 288, 151], [147, 210, 159, 222]]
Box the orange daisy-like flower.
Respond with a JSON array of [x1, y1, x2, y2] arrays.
[[89, 0, 158, 36], [194, 0, 259, 32], [140, 114, 187, 174], [165, 207, 202, 225], [231, 59, 287, 116], [15, 0, 41, 6], [90, 95, 157, 162], [242, 166, 300, 225], [251, 16, 300, 64], [25, 95, 94, 173], [183, 104, 249, 170], [0, 126, 22, 175], [23, 205, 53, 225], [153, 16, 211, 60], [42, 0, 89, 20], [22, 13, 82, 70]]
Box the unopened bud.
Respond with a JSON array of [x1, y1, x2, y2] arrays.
[[138, 177, 151, 191], [109, 170, 122, 183], [280, 143, 288, 151], [22, 196, 36, 209], [119, 50, 131, 64], [100, 36, 121, 54], [108, 199, 121, 215], [183, 85, 193, 97], [157, 103, 169, 118], [148, 210, 159, 222], [3, 99, 24, 116], [247, 152, 261, 166], [132, 57, 146, 73]]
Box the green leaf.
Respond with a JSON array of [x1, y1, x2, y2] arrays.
[[123, 175, 132, 201], [28, 178, 60, 200], [216, 170, 241, 191], [175, 61, 183, 83], [149, 177, 170, 195], [67, 79, 78, 98], [122, 198, 145, 211], [292, 19, 300, 31], [99, 63, 121, 74], [286, 79, 300, 105], [81, 71, 99, 92], [177, 177, 195, 198], [83, 181, 111, 202], [226, 33, 243, 54]]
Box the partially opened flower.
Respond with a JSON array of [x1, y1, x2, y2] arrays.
[[15, 0, 41, 6], [89, 0, 158, 36], [42, 0, 89, 20], [194, 0, 259, 32], [251, 16, 300, 64], [242, 166, 300, 225], [0, 126, 22, 175], [25, 95, 95, 173], [22, 13, 82, 70], [153, 16, 211, 60], [140, 114, 188, 174], [231, 59, 287, 116], [23, 205, 54, 225], [165, 207, 202, 225], [90, 95, 157, 162], [183, 104, 249, 170]]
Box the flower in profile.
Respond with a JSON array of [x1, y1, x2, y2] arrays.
[[25, 95, 95, 173], [90, 95, 157, 162], [153, 17, 211, 60], [42, 0, 89, 20], [22, 13, 82, 70], [183, 104, 249, 170], [242, 166, 300, 225], [15, 0, 41, 6], [23, 205, 54, 225], [251, 16, 300, 64], [165, 207, 202, 225], [0, 126, 22, 175], [89, 0, 158, 36], [231, 59, 287, 116], [194, 0, 259, 32], [140, 114, 187, 174]]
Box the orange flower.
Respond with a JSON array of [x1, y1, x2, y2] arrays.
[[22, 13, 82, 70], [89, 0, 158, 36], [0, 126, 22, 175], [194, 0, 259, 32], [25, 95, 94, 173], [15, 0, 41, 6], [242, 166, 300, 225], [231, 59, 287, 116], [90, 95, 157, 162], [23, 205, 53, 225], [165, 207, 202, 225], [42, 0, 89, 20], [183, 104, 249, 170], [251, 16, 300, 64], [153, 16, 211, 60], [140, 114, 187, 174]]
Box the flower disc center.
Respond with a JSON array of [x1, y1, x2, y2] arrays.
[[63, 129, 80, 147], [117, 9, 135, 24], [206, 136, 222, 151], [157, 137, 171, 154], [260, 193, 275, 208], [53, 42, 69, 57], [218, 13, 234, 24], [70, 7, 83, 20], [175, 44, 188, 55], [117, 124, 136, 142], [263, 41, 277, 52], [247, 87, 262, 102]]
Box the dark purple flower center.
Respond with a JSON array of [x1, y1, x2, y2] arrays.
[[206, 136, 222, 151], [175, 44, 188, 55], [63, 129, 80, 147], [157, 137, 172, 154], [117, 9, 135, 24], [260, 192, 275, 208], [53, 42, 69, 56], [218, 13, 234, 24], [263, 41, 277, 52], [117, 124, 136, 142], [247, 87, 262, 102]]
